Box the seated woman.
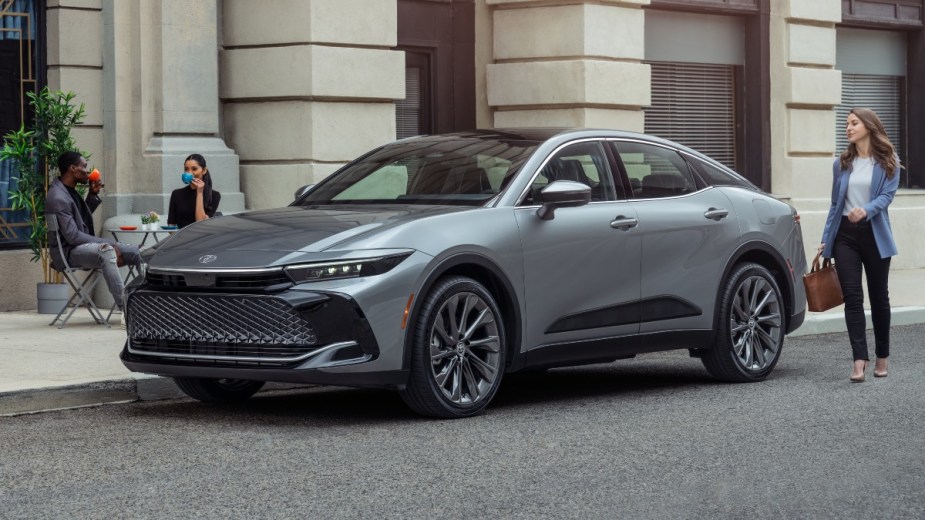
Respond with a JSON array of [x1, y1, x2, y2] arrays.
[[168, 153, 221, 228]]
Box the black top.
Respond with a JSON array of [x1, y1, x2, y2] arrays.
[[64, 184, 97, 236], [167, 174, 221, 228]]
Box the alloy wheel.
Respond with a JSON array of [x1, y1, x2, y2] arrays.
[[428, 291, 502, 405], [729, 275, 782, 371]]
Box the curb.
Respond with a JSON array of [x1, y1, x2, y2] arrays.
[[789, 305, 925, 337], [0, 375, 181, 417], [0, 376, 306, 417], [4, 307, 925, 416]]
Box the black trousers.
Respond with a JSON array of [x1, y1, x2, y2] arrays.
[[833, 216, 891, 361]]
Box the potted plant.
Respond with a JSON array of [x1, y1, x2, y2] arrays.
[[0, 88, 88, 313], [141, 210, 160, 231]]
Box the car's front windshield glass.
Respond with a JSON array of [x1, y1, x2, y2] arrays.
[[298, 135, 539, 206]]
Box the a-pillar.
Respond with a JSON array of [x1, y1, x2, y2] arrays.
[[769, 0, 841, 261], [101, 0, 242, 217], [486, 0, 650, 131]]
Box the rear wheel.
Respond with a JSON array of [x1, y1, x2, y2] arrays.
[[400, 276, 506, 418], [173, 377, 265, 403], [702, 262, 784, 382]]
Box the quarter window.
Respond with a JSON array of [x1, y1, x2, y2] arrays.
[[613, 141, 696, 199], [689, 157, 754, 189]]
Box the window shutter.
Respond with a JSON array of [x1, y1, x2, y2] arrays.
[[836, 74, 905, 169], [645, 61, 736, 170], [396, 67, 421, 139]]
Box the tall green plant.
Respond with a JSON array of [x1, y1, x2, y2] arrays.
[[1, 88, 87, 283]]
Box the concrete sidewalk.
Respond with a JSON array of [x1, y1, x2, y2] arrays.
[[3, 269, 925, 416]]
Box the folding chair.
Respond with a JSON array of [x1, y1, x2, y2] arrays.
[[46, 217, 111, 328]]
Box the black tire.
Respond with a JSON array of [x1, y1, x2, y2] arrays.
[[399, 276, 507, 418], [702, 262, 785, 382], [173, 377, 265, 404]]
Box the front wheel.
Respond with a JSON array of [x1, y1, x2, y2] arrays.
[[400, 276, 506, 418], [702, 262, 785, 382], [173, 377, 265, 403]]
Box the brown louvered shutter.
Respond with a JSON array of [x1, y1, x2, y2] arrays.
[[645, 61, 736, 170], [836, 74, 906, 176], [396, 66, 422, 139]]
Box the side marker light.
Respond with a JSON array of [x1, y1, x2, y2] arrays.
[[401, 293, 415, 330]]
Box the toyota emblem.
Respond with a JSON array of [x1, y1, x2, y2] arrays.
[[198, 254, 217, 264]]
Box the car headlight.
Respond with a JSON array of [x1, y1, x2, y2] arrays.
[[284, 253, 411, 283]]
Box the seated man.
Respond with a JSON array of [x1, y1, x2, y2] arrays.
[[46, 151, 141, 315]]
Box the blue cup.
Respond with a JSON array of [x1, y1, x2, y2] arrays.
[[182, 172, 194, 185]]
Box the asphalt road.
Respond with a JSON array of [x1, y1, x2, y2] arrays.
[[2, 324, 924, 519]]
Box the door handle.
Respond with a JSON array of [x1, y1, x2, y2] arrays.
[[610, 216, 638, 230], [704, 208, 729, 221]]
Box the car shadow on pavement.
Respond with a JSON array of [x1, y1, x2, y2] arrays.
[[124, 354, 745, 424], [492, 360, 720, 409]]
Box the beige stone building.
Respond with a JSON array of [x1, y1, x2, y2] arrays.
[[2, 0, 924, 310]]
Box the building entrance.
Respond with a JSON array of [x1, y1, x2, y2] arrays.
[[396, 0, 475, 139]]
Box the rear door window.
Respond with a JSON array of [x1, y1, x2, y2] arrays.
[[611, 141, 697, 199]]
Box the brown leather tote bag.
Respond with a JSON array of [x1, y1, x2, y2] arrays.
[[803, 252, 844, 312]]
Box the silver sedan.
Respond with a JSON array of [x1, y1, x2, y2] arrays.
[[122, 129, 808, 418]]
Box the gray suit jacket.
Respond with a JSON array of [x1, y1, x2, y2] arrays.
[[45, 178, 115, 269]]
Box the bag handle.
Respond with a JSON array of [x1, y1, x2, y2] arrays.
[[810, 251, 834, 273]]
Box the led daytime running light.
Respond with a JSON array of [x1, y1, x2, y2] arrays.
[[284, 254, 410, 283]]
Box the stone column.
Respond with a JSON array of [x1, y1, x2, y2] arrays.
[[486, 0, 650, 131], [220, 0, 404, 209], [769, 0, 841, 261], [101, 0, 242, 218]]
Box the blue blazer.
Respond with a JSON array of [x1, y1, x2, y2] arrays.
[[821, 157, 899, 259]]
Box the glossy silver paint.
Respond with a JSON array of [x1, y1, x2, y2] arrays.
[[126, 128, 807, 399]]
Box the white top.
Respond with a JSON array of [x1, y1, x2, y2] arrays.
[[843, 156, 875, 216]]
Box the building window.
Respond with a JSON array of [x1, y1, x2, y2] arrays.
[[645, 61, 737, 170], [643, 9, 754, 181], [1, 0, 42, 249], [396, 0, 475, 137], [836, 27, 913, 187], [396, 50, 432, 140], [836, 74, 909, 185]]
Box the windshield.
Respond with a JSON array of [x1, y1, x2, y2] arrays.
[[298, 135, 539, 206]]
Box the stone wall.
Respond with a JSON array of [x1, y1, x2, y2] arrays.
[[486, 0, 650, 131], [220, 0, 404, 210]]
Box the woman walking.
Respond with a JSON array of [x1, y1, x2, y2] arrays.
[[819, 108, 900, 382]]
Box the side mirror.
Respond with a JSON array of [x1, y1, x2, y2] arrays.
[[536, 180, 591, 220], [294, 184, 316, 201]]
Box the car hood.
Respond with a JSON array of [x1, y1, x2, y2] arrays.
[[147, 205, 470, 269]]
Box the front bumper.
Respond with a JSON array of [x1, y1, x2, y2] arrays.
[[120, 287, 407, 389]]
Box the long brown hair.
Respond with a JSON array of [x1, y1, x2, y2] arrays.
[[839, 108, 899, 178]]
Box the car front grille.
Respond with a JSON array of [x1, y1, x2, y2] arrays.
[[128, 293, 317, 351]]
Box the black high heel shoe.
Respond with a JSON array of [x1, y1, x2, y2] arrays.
[[850, 360, 868, 383]]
